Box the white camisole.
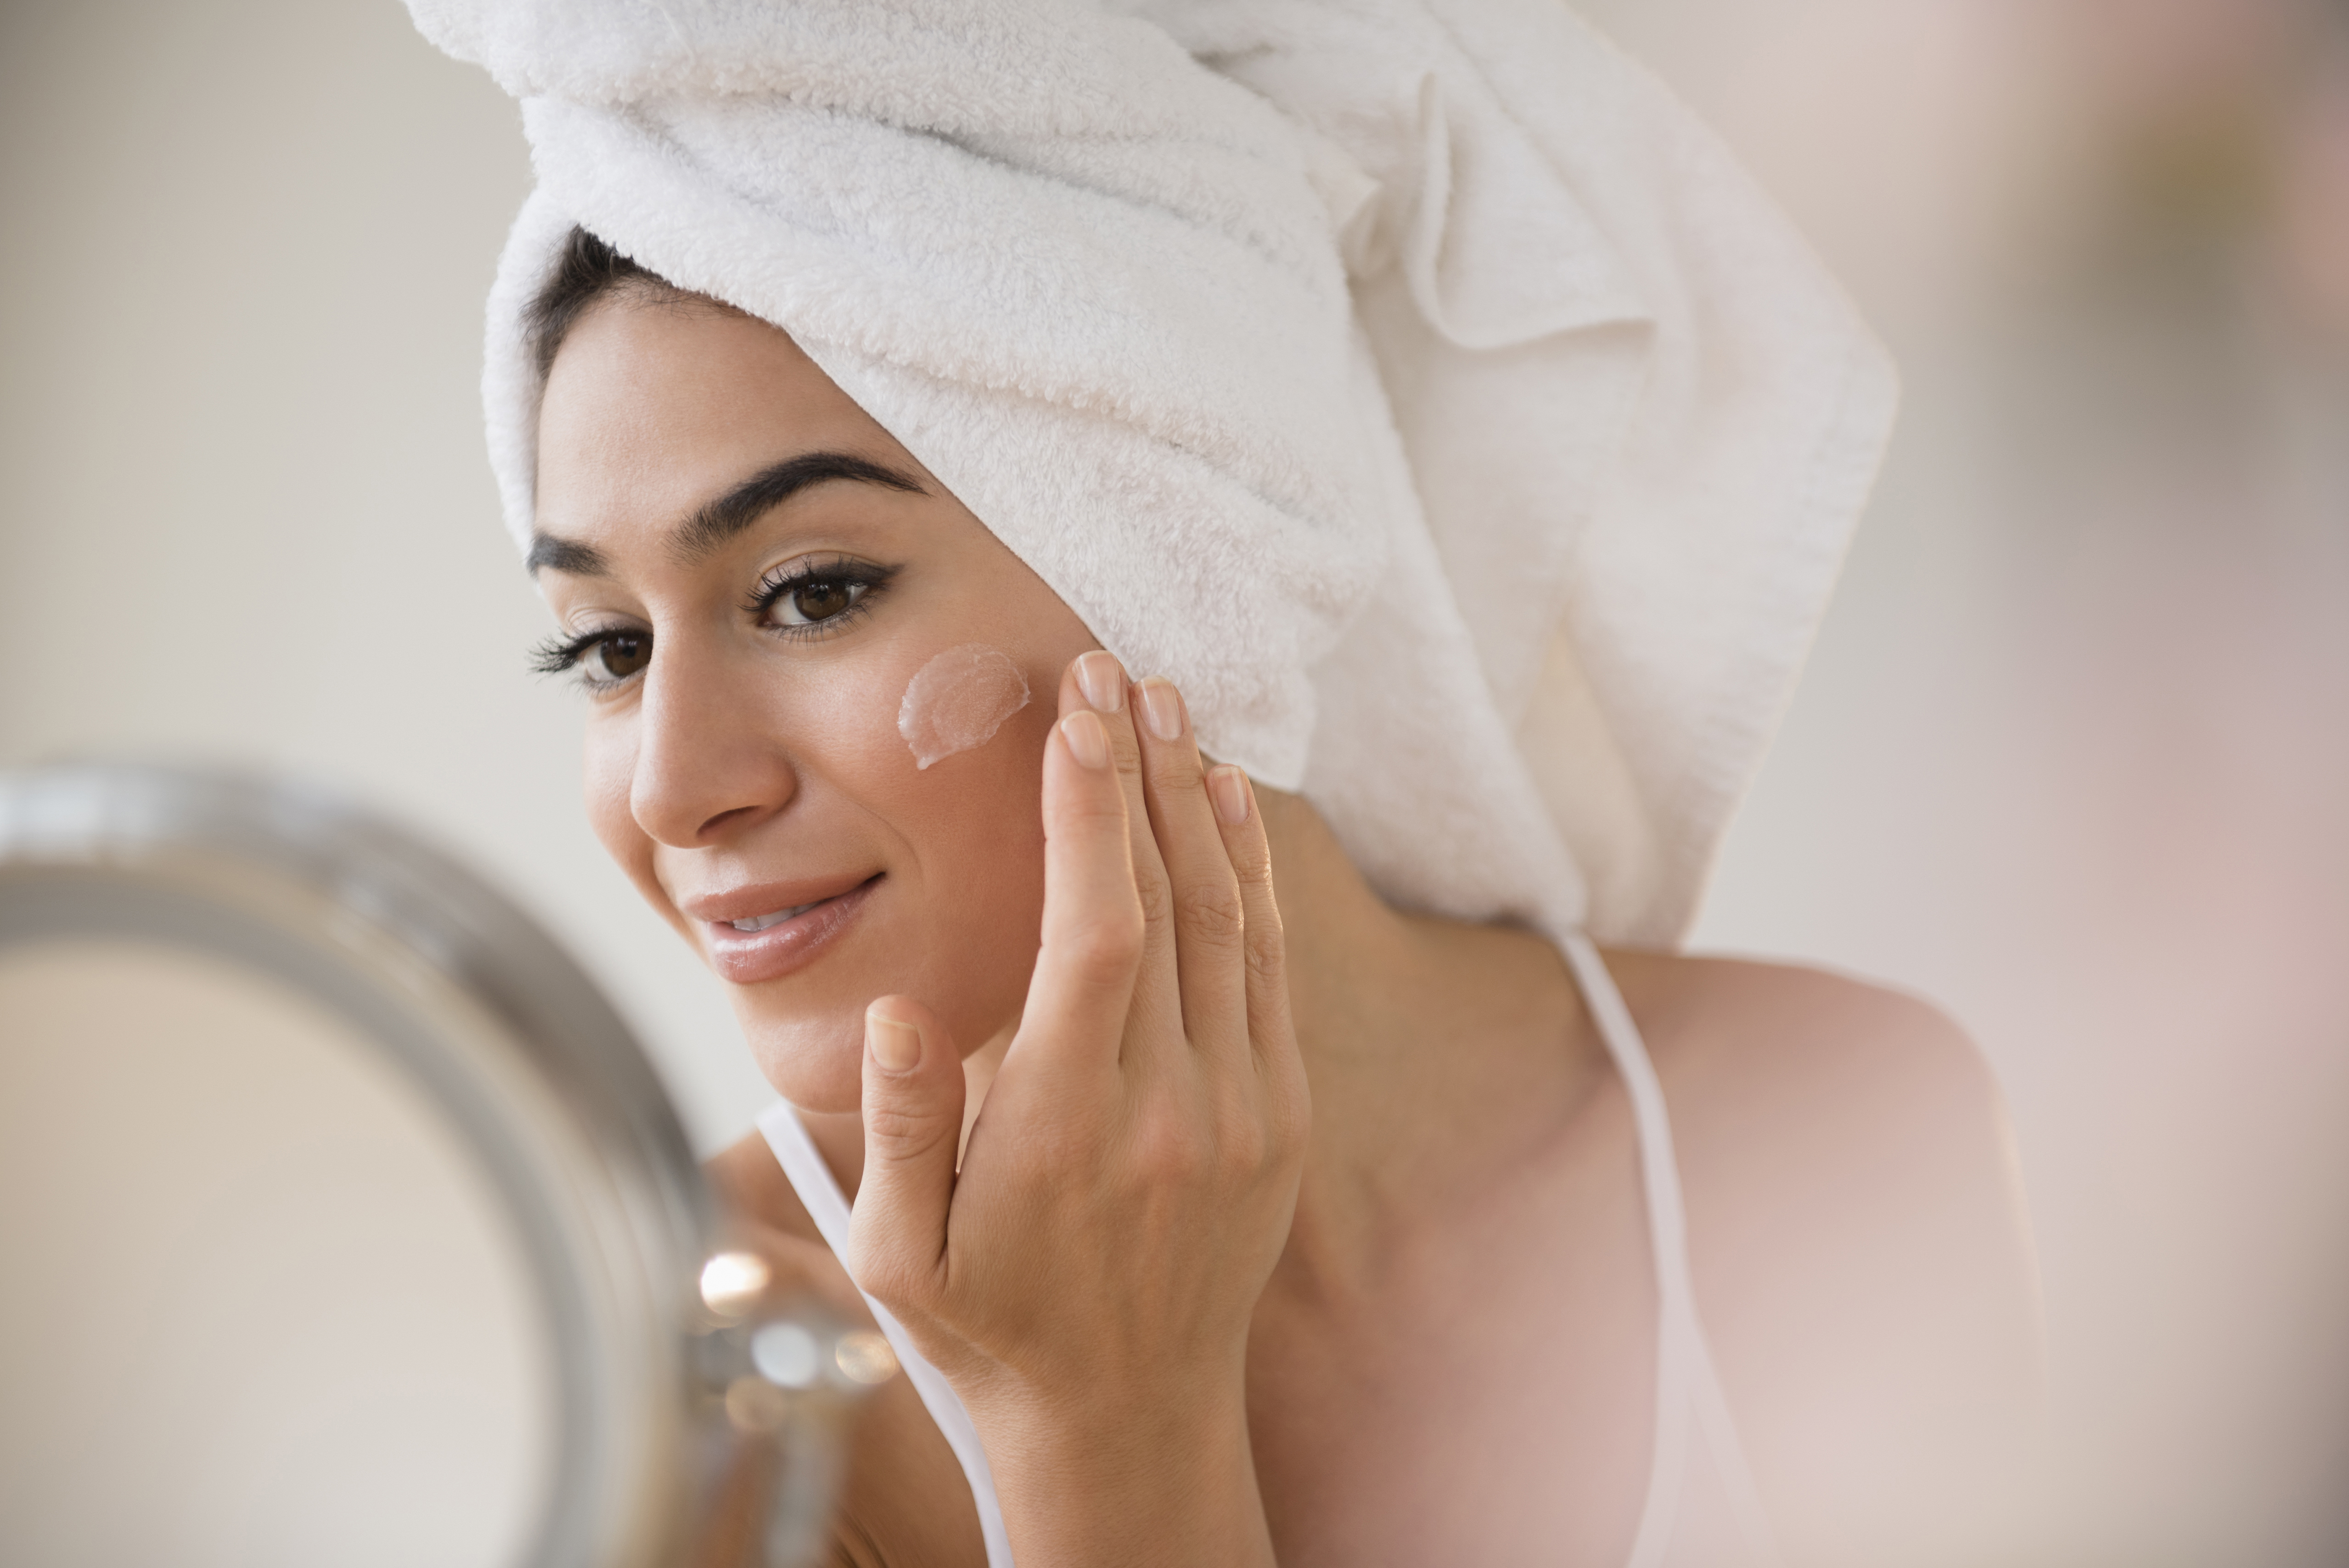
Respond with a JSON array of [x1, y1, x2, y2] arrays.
[[757, 931, 1781, 1567]]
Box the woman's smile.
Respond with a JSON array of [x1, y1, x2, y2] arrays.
[[691, 872, 885, 985]]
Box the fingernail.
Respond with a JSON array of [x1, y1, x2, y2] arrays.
[[1061, 710, 1112, 770], [1075, 651, 1126, 713], [867, 1010, 922, 1072], [1138, 677, 1185, 742], [1208, 765, 1250, 826]]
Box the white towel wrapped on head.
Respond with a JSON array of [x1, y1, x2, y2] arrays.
[[410, 0, 1896, 947]]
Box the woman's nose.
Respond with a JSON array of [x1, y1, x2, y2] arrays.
[[628, 636, 798, 847]]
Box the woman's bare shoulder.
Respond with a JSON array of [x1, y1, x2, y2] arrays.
[[1598, 949, 2027, 1227], [1602, 946, 1992, 1090], [1602, 949, 2043, 1559], [707, 1127, 823, 1242]]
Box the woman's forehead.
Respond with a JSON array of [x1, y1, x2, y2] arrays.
[[533, 298, 923, 553]]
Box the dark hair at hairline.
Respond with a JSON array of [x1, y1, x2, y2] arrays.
[[524, 226, 699, 382]]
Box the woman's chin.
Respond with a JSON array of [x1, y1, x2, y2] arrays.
[[714, 919, 1035, 1113], [731, 987, 1017, 1115], [737, 1010, 869, 1114]]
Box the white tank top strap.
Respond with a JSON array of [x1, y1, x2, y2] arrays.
[[1559, 931, 1783, 1568], [758, 928, 1777, 1568], [755, 1102, 1017, 1568]]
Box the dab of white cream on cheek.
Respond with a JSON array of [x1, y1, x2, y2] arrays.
[[898, 643, 1032, 770]]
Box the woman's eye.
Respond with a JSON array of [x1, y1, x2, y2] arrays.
[[770, 578, 867, 627], [743, 558, 895, 635], [583, 631, 650, 682]]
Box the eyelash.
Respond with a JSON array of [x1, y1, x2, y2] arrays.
[[525, 556, 899, 692], [527, 625, 635, 684]]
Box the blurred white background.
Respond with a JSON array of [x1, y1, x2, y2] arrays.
[[3, 0, 2343, 1562]]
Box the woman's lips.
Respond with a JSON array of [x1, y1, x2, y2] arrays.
[[703, 876, 881, 985]]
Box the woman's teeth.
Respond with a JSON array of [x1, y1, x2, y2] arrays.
[[730, 901, 819, 932]]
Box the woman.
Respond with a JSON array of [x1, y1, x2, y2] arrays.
[[416, 1, 2041, 1563]]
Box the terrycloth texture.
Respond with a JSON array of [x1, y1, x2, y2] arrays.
[[410, 0, 1896, 947]]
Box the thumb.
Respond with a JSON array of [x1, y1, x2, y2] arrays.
[[843, 996, 965, 1312]]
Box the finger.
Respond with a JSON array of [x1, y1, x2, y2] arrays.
[[1062, 652, 1182, 1061], [1131, 677, 1247, 1060], [1206, 767, 1298, 1090], [1010, 694, 1146, 1076], [842, 997, 966, 1314]]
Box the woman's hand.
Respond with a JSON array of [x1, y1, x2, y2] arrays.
[[843, 651, 1308, 1567]]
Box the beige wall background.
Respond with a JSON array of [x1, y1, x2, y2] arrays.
[[4, 0, 2344, 1562]]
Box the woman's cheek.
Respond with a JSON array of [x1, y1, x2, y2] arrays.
[[926, 696, 1054, 1021], [580, 717, 667, 917]]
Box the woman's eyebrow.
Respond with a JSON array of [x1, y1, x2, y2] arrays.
[[668, 450, 926, 564], [524, 450, 927, 578], [525, 534, 609, 576]]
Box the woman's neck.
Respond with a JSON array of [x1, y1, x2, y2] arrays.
[[1245, 791, 1605, 1293]]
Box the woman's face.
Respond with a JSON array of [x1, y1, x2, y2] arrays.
[[532, 293, 1098, 1111]]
